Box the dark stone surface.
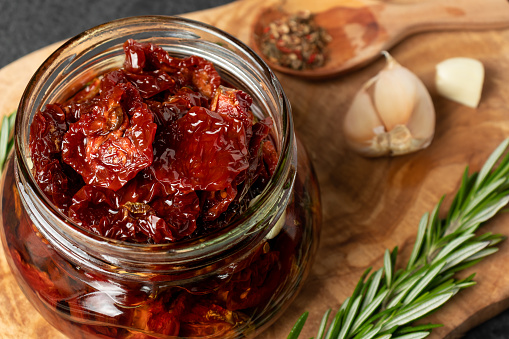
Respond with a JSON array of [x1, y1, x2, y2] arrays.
[[467, 310, 509, 338], [0, 0, 507, 337], [0, 0, 233, 68]]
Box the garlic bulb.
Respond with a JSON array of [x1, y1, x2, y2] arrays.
[[343, 52, 435, 157]]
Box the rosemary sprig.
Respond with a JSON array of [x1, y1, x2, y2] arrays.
[[289, 138, 509, 339], [0, 111, 16, 172]]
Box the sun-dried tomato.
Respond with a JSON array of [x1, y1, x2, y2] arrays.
[[211, 85, 254, 136], [117, 170, 167, 205], [130, 292, 187, 336], [29, 104, 83, 209], [124, 39, 179, 74], [147, 87, 208, 127], [200, 184, 238, 222], [124, 69, 175, 99], [68, 185, 120, 234], [180, 301, 243, 337], [123, 39, 147, 73], [29, 104, 67, 168], [61, 81, 157, 191], [262, 139, 279, 176], [152, 106, 249, 193], [69, 77, 102, 104], [151, 191, 200, 239], [182, 55, 221, 98], [222, 249, 281, 310], [10, 250, 63, 307]]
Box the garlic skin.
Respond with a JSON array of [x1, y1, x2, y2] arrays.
[[343, 52, 435, 157], [435, 57, 484, 108]]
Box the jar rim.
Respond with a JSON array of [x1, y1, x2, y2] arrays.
[[15, 15, 295, 261]]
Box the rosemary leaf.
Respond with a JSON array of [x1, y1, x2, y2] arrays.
[[380, 292, 454, 331], [352, 324, 375, 339], [362, 268, 384, 310], [402, 261, 446, 305], [0, 111, 16, 171], [351, 290, 389, 334], [406, 213, 428, 270], [338, 296, 362, 339], [324, 308, 345, 339], [473, 138, 509, 190], [392, 332, 429, 339], [287, 312, 309, 339], [316, 309, 332, 339], [384, 250, 393, 288], [395, 323, 443, 334]]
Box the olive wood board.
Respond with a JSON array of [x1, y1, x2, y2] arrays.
[[2, 0, 509, 338]]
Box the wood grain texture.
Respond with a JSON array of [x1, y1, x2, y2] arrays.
[[2, 0, 509, 338]]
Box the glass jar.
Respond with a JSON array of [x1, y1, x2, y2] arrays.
[[0, 16, 321, 339]]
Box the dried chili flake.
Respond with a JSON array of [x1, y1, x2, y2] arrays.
[[259, 10, 331, 70]]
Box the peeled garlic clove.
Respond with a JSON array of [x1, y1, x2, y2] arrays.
[[343, 52, 435, 157], [248, 195, 286, 239], [435, 57, 484, 108]]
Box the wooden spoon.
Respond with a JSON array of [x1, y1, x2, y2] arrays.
[[250, 0, 509, 79]]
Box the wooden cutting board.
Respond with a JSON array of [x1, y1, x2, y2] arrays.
[[2, 0, 509, 338]]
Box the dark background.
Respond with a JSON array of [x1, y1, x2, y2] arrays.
[[0, 0, 508, 337]]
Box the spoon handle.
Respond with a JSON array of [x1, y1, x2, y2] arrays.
[[380, 0, 509, 36]]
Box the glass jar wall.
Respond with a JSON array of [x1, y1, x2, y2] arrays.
[[0, 16, 321, 339]]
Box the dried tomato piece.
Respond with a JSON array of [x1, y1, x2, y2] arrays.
[[147, 294, 186, 336], [29, 104, 83, 209], [222, 250, 281, 310], [249, 118, 273, 155], [200, 184, 238, 222], [262, 139, 278, 176], [123, 39, 180, 74], [29, 104, 67, 167], [123, 39, 146, 73], [182, 55, 221, 98], [153, 106, 249, 193], [62, 81, 157, 191], [63, 98, 101, 124], [147, 87, 208, 126], [130, 292, 186, 337], [69, 185, 171, 243], [233, 117, 275, 193], [68, 77, 102, 104], [117, 171, 167, 205], [32, 160, 81, 209], [210, 85, 254, 135], [102, 208, 164, 243], [124, 69, 175, 99], [10, 250, 63, 307], [180, 301, 244, 337], [170, 86, 210, 108], [101, 69, 129, 94], [68, 185, 120, 235], [151, 191, 200, 240]]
